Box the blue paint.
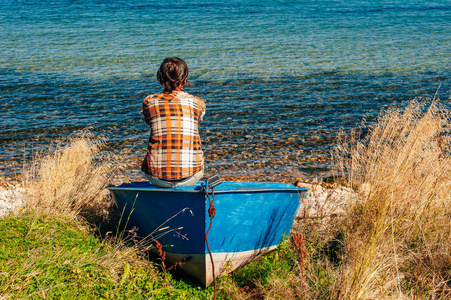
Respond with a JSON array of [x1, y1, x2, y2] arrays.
[[109, 181, 306, 256], [205, 190, 299, 253], [111, 187, 206, 254]]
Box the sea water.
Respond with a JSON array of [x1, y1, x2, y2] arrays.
[[1, 0, 450, 180]]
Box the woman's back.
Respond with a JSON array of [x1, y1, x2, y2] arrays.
[[141, 89, 205, 181]]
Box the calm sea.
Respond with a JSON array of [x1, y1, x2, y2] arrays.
[[1, 0, 450, 180]]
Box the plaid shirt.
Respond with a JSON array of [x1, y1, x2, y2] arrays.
[[141, 90, 206, 181]]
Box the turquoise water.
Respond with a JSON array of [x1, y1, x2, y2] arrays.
[[1, 0, 450, 179]]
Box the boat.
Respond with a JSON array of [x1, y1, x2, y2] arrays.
[[107, 180, 307, 287]]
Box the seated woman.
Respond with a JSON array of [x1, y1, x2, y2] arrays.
[[141, 57, 206, 188]]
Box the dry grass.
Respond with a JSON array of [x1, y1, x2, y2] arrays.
[[333, 99, 451, 299], [22, 132, 128, 219]]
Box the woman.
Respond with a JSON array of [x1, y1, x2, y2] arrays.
[[141, 57, 206, 188]]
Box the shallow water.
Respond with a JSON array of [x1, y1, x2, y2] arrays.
[[1, 0, 450, 181]]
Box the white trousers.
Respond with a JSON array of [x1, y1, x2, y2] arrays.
[[144, 170, 204, 188]]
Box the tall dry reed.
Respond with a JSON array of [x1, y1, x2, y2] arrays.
[[334, 100, 451, 299], [22, 132, 128, 219]]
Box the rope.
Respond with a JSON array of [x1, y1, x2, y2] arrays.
[[203, 183, 217, 300]]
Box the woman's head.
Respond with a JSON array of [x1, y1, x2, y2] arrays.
[[157, 57, 189, 92]]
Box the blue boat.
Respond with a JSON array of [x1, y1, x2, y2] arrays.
[[108, 181, 307, 287]]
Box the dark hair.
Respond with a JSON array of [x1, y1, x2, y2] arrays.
[[157, 57, 189, 91]]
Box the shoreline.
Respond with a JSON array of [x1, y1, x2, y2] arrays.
[[0, 172, 350, 221]]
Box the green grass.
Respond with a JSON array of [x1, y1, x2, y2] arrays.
[[232, 239, 298, 289], [0, 213, 217, 300], [0, 212, 327, 300]]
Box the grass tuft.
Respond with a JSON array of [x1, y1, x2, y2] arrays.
[[22, 132, 126, 220], [334, 100, 451, 299]]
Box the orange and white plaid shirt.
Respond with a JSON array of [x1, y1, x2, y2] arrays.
[[141, 90, 206, 181]]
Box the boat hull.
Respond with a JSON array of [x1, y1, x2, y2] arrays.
[[108, 181, 306, 286]]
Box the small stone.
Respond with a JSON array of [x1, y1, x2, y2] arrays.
[[311, 184, 323, 193], [0, 183, 25, 218]]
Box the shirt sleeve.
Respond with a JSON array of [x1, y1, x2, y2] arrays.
[[143, 97, 151, 125]]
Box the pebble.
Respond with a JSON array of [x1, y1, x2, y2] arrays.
[[296, 181, 358, 219], [0, 182, 26, 218]]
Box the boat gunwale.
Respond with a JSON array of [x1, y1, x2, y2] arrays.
[[107, 186, 308, 194]]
